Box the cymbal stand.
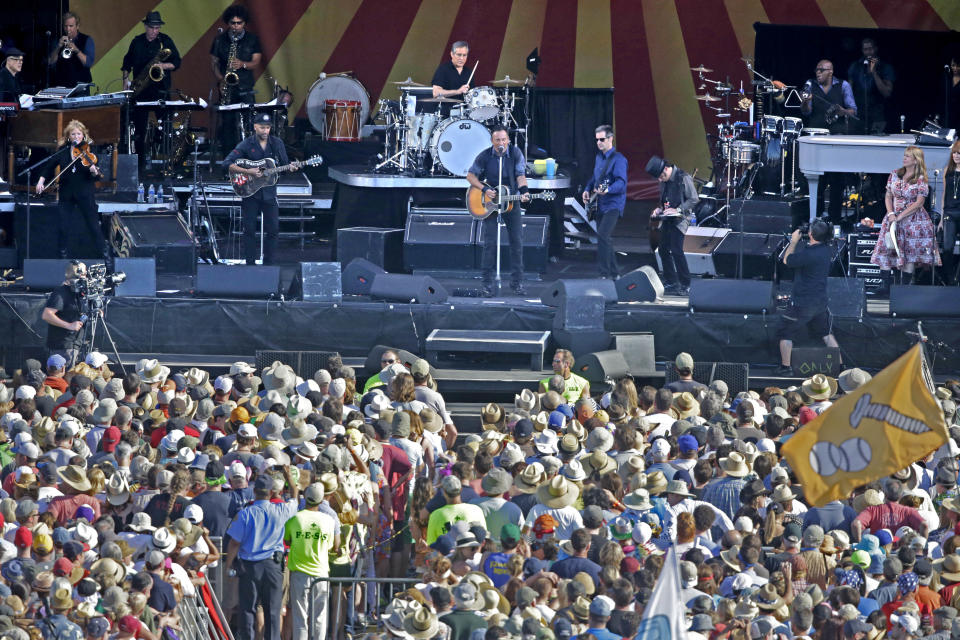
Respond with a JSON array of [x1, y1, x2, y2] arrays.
[[374, 118, 408, 172]]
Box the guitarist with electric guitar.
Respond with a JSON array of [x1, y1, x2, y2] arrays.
[[582, 125, 628, 279], [225, 112, 312, 265], [466, 126, 532, 297]]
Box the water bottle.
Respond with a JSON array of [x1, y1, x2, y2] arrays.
[[157, 184, 164, 202], [137, 183, 144, 203], [147, 184, 155, 204], [690, 212, 697, 226]]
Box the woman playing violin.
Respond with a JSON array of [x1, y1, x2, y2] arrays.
[[36, 120, 110, 261]]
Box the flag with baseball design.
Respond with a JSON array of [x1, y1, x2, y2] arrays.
[[782, 344, 948, 507]]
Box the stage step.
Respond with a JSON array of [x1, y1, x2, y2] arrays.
[[425, 329, 551, 371]]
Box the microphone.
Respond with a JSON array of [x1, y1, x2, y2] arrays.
[[218, 27, 224, 33], [803, 80, 812, 92], [900, 115, 906, 133], [905, 331, 928, 343]]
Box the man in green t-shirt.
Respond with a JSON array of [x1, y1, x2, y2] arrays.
[[284, 483, 340, 640], [539, 349, 590, 403], [426, 475, 486, 544]]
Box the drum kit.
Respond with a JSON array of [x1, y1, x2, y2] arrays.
[[373, 74, 528, 176]]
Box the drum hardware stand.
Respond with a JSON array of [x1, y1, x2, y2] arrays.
[[187, 138, 220, 264]]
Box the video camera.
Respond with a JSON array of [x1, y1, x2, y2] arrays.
[[69, 263, 126, 312]]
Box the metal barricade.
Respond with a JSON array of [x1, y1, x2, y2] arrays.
[[172, 575, 235, 640], [305, 573, 418, 640]]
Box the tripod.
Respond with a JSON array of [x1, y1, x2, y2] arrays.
[[77, 290, 126, 376]]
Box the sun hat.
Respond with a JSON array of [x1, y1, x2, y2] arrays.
[[480, 468, 513, 496], [534, 429, 559, 455], [801, 374, 838, 401], [536, 475, 579, 508], [719, 452, 750, 477], [57, 466, 92, 492], [514, 463, 545, 493], [623, 488, 654, 511]]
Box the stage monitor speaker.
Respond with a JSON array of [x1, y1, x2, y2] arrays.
[[613, 333, 657, 377], [370, 273, 448, 304], [113, 258, 156, 297], [664, 361, 750, 397], [255, 350, 342, 380], [827, 277, 866, 318], [288, 262, 342, 302], [22, 259, 71, 290], [712, 232, 784, 280], [473, 215, 550, 273], [890, 285, 960, 317], [727, 197, 807, 234], [114, 154, 139, 193], [342, 258, 385, 296], [688, 279, 776, 314], [575, 350, 630, 383], [110, 213, 196, 275], [404, 214, 476, 271], [553, 293, 605, 331], [337, 227, 404, 272], [616, 266, 664, 302], [0, 248, 16, 269], [195, 265, 281, 298], [364, 345, 438, 377], [791, 347, 843, 377], [656, 227, 729, 276], [541, 278, 617, 307], [552, 329, 611, 356]]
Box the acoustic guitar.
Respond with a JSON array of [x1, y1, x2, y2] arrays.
[[465, 185, 556, 220], [229, 155, 323, 197]]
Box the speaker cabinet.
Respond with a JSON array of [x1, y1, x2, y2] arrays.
[[664, 361, 750, 397], [613, 333, 657, 377], [616, 266, 664, 302], [22, 259, 72, 290], [195, 265, 281, 298], [655, 226, 729, 276], [827, 277, 866, 319], [890, 285, 960, 317], [575, 350, 631, 383], [688, 279, 776, 314], [113, 258, 156, 297], [712, 232, 784, 280], [337, 227, 404, 272], [474, 215, 550, 273], [342, 258, 386, 296], [540, 278, 618, 307], [289, 262, 342, 302], [553, 293, 605, 331], [110, 213, 196, 275], [727, 197, 807, 234], [404, 214, 476, 270], [370, 273, 448, 304], [551, 329, 611, 356]]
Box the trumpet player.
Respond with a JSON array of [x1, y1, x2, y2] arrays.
[[210, 5, 262, 155], [121, 11, 181, 170], [47, 12, 94, 89]]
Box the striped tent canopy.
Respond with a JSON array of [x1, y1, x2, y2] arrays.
[[75, 0, 960, 198]]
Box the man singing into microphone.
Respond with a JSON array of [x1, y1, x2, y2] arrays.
[[466, 126, 530, 297], [846, 38, 894, 135]]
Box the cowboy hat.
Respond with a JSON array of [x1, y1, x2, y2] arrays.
[[772, 484, 797, 503], [403, 607, 439, 640], [515, 389, 539, 414], [645, 470, 668, 495], [50, 586, 73, 610], [514, 463, 545, 494], [561, 459, 587, 482], [137, 359, 170, 384], [280, 419, 317, 446], [127, 512, 155, 533], [480, 402, 505, 428], [262, 361, 296, 394], [938, 553, 960, 582], [720, 546, 742, 572], [673, 392, 700, 419], [534, 429, 559, 455], [719, 452, 750, 478], [585, 428, 614, 453], [57, 465, 92, 492], [171, 518, 202, 547], [802, 374, 838, 401], [185, 367, 209, 388], [150, 527, 176, 553], [419, 408, 443, 433], [479, 583, 511, 616], [753, 583, 785, 611], [665, 479, 695, 498], [622, 488, 653, 511], [105, 474, 130, 506], [584, 450, 618, 476], [536, 475, 579, 508]]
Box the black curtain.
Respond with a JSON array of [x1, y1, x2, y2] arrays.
[[754, 23, 960, 131], [529, 88, 614, 192]]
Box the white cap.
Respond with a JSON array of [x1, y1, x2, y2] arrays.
[[238, 423, 257, 438], [19, 442, 40, 460], [184, 504, 204, 524], [230, 361, 255, 375], [84, 352, 109, 368], [14, 386, 35, 401], [228, 461, 247, 478], [296, 379, 320, 397], [59, 419, 81, 438], [329, 378, 346, 399], [214, 376, 233, 393]]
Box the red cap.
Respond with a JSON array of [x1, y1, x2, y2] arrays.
[[102, 426, 122, 452], [53, 557, 73, 577], [118, 615, 141, 635], [798, 406, 818, 425], [620, 556, 641, 574], [13, 526, 32, 549]]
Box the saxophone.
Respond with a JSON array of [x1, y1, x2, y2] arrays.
[[221, 34, 240, 104], [130, 47, 171, 98], [169, 111, 195, 170]]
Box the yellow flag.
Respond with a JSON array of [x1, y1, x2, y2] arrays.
[[781, 345, 948, 507]]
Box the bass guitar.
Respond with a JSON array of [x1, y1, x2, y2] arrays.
[[465, 185, 556, 220], [229, 155, 323, 197]]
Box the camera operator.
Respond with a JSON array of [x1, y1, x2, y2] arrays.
[[41, 261, 88, 367], [774, 219, 842, 376]]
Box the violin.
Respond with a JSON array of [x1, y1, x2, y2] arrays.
[[71, 143, 100, 175]]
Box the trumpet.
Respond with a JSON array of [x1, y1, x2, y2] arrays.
[[60, 36, 74, 59]]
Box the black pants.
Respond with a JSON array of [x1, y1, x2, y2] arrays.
[[131, 108, 153, 166], [943, 209, 960, 283], [481, 206, 524, 286], [816, 172, 846, 225], [241, 195, 279, 265], [658, 221, 690, 287], [596, 209, 621, 277], [236, 556, 284, 640], [58, 189, 106, 257]]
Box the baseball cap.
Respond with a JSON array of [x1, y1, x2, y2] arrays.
[[441, 475, 461, 495], [500, 523, 521, 545], [46, 354, 66, 370], [678, 434, 699, 453], [118, 615, 141, 635], [254, 112, 272, 126], [675, 352, 694, 370], [85, 352, 109, 368], [87, 617, 111, 637], [589, 597, 613, 617]]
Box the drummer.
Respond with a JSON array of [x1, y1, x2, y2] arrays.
[[431, 41, 472, 117]]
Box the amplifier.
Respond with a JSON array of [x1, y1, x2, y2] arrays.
[[110, 213, 196, 275], [848, 263, 890, 295], [712, 232, 784, 280], [848, 233, 879, 263], [404, 214, 476, 270], [475, 215, 549, 273]]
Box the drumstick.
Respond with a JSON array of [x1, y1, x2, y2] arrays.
[[466, 60, 479, 86]]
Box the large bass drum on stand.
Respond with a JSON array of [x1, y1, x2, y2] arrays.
[[429, 118, 490, 176], [306, 74, 371, 136]]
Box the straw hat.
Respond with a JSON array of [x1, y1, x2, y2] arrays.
[[583, 450, 617, 476], [622, 488, 653, 511], [802, 374, 838, 401], [403, 606, 439, 640], [536, 475, 579, 508], [50, 586, 73, 610], [838, 368, 872, 394], [645, 471, 668, 495], [515, 389, 539, 414], [719, 452, 750, 478], [938, 553, 960, 582], [514, 463, 545, 494], [105, 474, 131, 506], [57, 465, 92, 492], [480, 403, 505, 429], [673, 392, 700, 419]]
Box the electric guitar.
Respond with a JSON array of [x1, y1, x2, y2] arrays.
[[465, 185, 556, 220], [229, 155, 322, 197], [586, 179, 610, 218]]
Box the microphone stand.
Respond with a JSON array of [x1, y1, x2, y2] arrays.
[[495, 146, 504, 294], [17, 147, 74, 260]]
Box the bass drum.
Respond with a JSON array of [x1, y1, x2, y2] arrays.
[[306, 75, 371, 134], [430, 118, 490, 176]]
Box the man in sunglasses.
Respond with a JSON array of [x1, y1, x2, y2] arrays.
[[582, 125, 628, 280], [211, 5, 263, 155], [362, 350, 401, 394]]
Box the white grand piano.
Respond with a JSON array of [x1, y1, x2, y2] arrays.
[[798, 134, 952, 221]]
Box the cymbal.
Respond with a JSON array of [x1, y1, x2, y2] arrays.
[[420, 97, 462, 103], [490, 75, 522, 85], [696, 94, 720, 103], [690, 65, 713, 73], [391, 77, 426, 86]]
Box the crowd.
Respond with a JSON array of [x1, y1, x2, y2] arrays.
[[0, 346, 958, 640]]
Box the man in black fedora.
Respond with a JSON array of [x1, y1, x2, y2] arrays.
[[223, 113, 302, 265], [646, 155, 698, 295], [121, 11, 182, 169]]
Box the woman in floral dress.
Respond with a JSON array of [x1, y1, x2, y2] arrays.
[[870, 145, 941, 283]]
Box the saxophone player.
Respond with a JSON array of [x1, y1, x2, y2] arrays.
[[47, 12, 95, 90], [121, 11, 181, 170], [211, 5, 263, 155]]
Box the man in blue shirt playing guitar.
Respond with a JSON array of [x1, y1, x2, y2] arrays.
[[583, 125, 628, 280]]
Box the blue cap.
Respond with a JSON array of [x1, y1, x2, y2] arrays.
[[172, 373, 188, 392], [876, 529, 894, 547], [523, 557, 549, 577], [46, 354, 66, 370], [0, 560, 23, 582], [62, 540, 84, 560], [87, 617, 111, 637], [548, 410, 566, 428], [430, 534, 454, 556], [52, 527, 71, 547], [678, 434, 699, 453], [514, 418, 534, 439], [556, 404, 574, 419]]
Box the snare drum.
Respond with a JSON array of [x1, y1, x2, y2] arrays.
[[406, 112, 438, 152], [324, 100, 361, 141], [429, 118, 491, 176], [782, 117, 803, 135], [762, 115, 782, 135], [729, 141, 760, 164], [465, 86, 499, 122]]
